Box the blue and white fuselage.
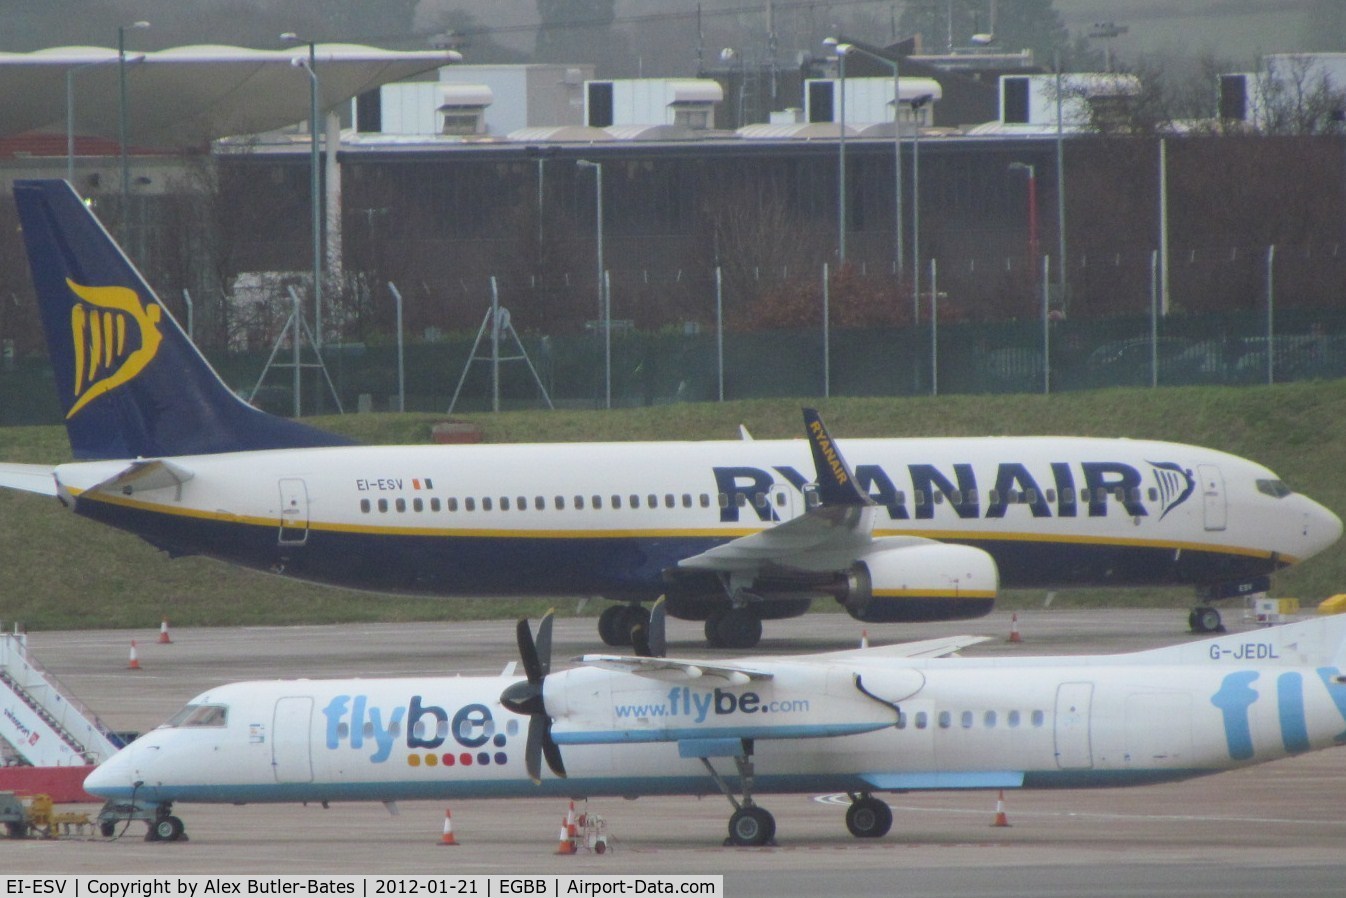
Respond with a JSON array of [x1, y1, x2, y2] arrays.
[[84, 616, 1346, 844]]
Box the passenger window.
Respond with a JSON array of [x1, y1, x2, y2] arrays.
[[1007, 710, 1021, 728], [592, 495, 602, 509], [682, 494, 693, 508], [630, 494, 640, 509], [700, 494, 711, 508], [775, 492, 785, 506], [914, 712, 928, 730], [896, 711, 907, 729], [517, 496, 526, 510], [1024, 490, 1036, 504], [612, 495, 622, 509], [718, 493, 729, 508], [378, 498, 388, 512], [395, 498, 406, 513], [554, 496, 564, 510], [574, 496, 585, 510], [500, 497, 510, 511], [984, 711, 997, 728], [447, 497, 458, 512], [1031, 710, 1045, 727], [1045, 489, 1056, 503], [360, 499, 371, 513], [430, 498, 441, 512], [465, 498, 475, 512], [482, 497, 492, 511], [938, 711, 951, 729], [961, 711, 973, 729], [1148, 488, 1159, 502], [648, 494, 658, 509], [535, 496, 545, 511], [914, 490, 926, 507], [413, 498, 423, 512], [934, 491, 945, 505], [665, 494, 675, 508]]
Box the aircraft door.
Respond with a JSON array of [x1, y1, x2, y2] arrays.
[[1198, 464, 1226, 532], [278, 478, 309, 545], [272, 696, 314, 783], [1053, 682, 1093, 769]]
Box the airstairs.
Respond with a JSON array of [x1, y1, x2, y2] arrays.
[[0, 626, 123, 768]]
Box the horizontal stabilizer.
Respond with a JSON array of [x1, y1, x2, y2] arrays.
[[86, 459, 195, 497], [0, 463, 58, 497]]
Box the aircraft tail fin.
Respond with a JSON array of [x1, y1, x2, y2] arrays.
[[1122, 614, 1346, 669], [802, 408, 869, 507], [14, 179, 353, 459]]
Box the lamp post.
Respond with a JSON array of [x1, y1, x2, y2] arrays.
[[118, 20, 150, 240], [822, 39, 848, 263], [910, 94, 931, 325], [576, 159, 610, 410], [833, 42, 903, 277], [281, 33, 322, 352], [69, 54, 140, 185], [1008, 162, 1039, 282]]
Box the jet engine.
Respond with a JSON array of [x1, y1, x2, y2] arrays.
[[838, 541, 999, 623]]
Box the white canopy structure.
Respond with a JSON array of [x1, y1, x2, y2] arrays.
[[0, 44, 459, 145]]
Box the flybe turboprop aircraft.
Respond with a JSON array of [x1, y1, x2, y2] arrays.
[[0, 179, 1340, 648], [84, 610, 1346, 846]]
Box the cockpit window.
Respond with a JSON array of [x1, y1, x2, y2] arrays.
[[1256, 479, 1293, 499], [164, 703, 228, 728]]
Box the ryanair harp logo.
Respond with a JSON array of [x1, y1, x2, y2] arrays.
[[65, 278, 163, 418]]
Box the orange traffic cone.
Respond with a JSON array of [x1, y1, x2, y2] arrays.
[[438, 808, 459, 846], [566, 801, 578, 840], [128, 640, 142, 670], [991, 790, 1010, 827], [157, 619, 173, 644], [1008, 613, 1022, 643], [555, 816, 575, 855]]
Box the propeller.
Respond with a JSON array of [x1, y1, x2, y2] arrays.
[[631, 596, 667, 659], [499, 610, 566, 783]]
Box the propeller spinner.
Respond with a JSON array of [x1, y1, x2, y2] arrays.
[[499, 611, 566, 783]]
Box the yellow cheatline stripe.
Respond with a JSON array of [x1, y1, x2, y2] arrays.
[[875, 527, 1282, 562], [70, 489, 1289, 562], [872, 590, 997, 600]]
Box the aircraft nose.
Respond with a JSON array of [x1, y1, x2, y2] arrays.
[[84, 744, 139, 798], [1303, 498, 1343, 558]]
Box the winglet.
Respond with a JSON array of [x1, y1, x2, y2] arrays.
[[802, 408, 869, 507]]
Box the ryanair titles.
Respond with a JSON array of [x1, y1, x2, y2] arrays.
[[714, 459, 1196, 523]]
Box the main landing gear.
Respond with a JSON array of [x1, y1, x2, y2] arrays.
[[597, 603, 649, 647], [699, 739, 776, 846], [844, 793, 893, 838], [704, 608, 763, 650]]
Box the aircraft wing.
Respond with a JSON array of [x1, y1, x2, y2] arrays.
[[0, 463, 58, 497], [805, 635, 992, 661], [575, 654, 774, 684]]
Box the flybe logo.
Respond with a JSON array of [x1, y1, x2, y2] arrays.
[[1211, 667, 1346, 760], [714, 459, 1196, 523], [65, 278, 163, 419], [321, 694, 514, 766]]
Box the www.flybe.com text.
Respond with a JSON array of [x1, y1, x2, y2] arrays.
[[615, 687, 808, 723]]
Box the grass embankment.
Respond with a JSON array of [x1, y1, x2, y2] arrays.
[[3, 383, 1345, 631]]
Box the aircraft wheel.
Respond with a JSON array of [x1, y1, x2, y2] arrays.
[[1190, 606, 1223, 634], [845, 796, 893, 838], [623, 604, 650, 645], [704, 611, 727, 648], [727, 806, 775, 846], [152, 815, 185, 842], [716, 610, 763, 650], [598, 605, 627, 646]]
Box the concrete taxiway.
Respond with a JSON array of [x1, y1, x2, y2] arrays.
[[5, 608, 1346, 898]]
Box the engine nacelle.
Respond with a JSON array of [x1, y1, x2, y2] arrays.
[[841, 542, 999, 623]]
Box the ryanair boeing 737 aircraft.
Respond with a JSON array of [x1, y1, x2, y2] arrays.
[[0, 180, 1339, 648]]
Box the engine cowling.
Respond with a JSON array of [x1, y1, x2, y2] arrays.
[[840, 542, 999, 623]]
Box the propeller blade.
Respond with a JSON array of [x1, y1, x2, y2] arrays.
[[535, 610, 554, 678], [648, 596, 667, 658], [524, 715, 544, 784], [541, 724, 567, 779], [517, 617, 542, 684]]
